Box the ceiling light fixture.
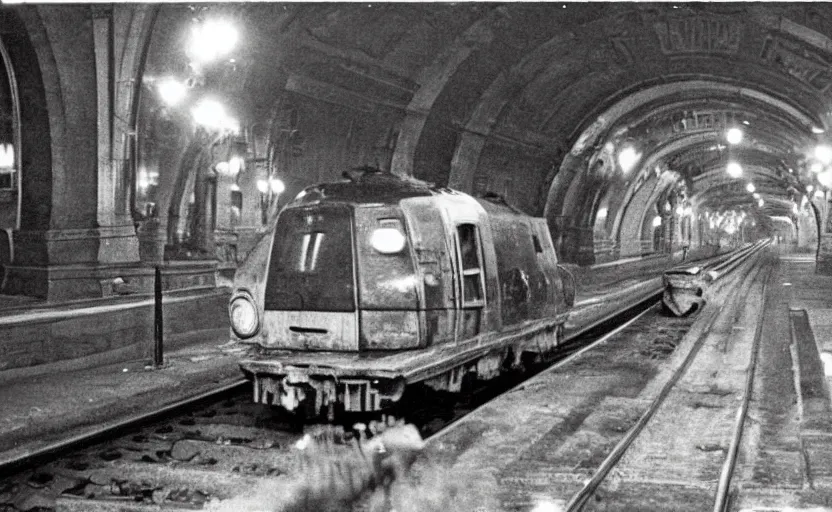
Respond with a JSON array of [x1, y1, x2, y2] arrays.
[[726, 128, 743, 145], [618, 146, 641, 174]]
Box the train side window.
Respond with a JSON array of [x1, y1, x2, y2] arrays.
[[532, 234, 543, 253], [456, 223, 485, 306]]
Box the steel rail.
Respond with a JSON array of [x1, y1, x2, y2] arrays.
[[427, 296, 661, 442], [0, 378, 249, 477], [564, 250, 767, 512], [712, 258, 773, 512]]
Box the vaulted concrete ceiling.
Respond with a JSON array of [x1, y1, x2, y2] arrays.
[[139, 2, 832, 258]]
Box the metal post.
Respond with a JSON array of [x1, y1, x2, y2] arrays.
[[154, 266, 164, 368]]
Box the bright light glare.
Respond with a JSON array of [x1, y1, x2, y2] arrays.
[[256, 179, 269, 194], [746, 183, 755, 193], [0, 143, 13, 168], [188, 20, 239, 64], [811, 161, 824, 174], [192, 98, 239, 133], [820, 170, 832, 189], [726, 162, 743, 178], [793, 204, 800, 214], [807, 185, 815, 193], [530, 498, 564, 512], [269, 178, 285, 194], [618, 146, 641, 173], [597, 207, 608, 219], [813, 126, 826, 135], [652, 215, 662, 228], [370, 228, 406, 254], [157, 78, 187, 106], [816, 145, 832, 164], [758, 198, 764, 207], [229, 156, 244, 175], [822, 352, 832, 377], [816, 189, 826, 199], [675, 205, 684, 216], [726, 128, 743, 145]]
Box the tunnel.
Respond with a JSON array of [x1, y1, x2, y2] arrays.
[[0, 2, 826, 371]]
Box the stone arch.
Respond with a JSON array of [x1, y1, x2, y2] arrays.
[[2, 7, 57, 234]]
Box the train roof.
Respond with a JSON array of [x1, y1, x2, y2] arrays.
[[287, 168, 540, 220], [289, 168, 451, 207]]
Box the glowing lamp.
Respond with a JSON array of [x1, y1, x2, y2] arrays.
[[256, 179, 269, 194], [746, 183, 755, 193], [817, 145, 832, 164], [819, 169, 832, 189], [192, 98, 239, 133], [229, 156, 244, 175], [269, 178, 285, 194], [370, 228, 406, 254], [157, 78, 187, 107], [188, 19, 239, 64], [726, 128, 743, 145], [726, 162, 743, 178], [0, 143, 14, 168], [652, 216, 662, 228], [618, 146, 641, 174]]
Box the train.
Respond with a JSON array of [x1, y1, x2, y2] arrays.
[[232, 167, 576, 419]]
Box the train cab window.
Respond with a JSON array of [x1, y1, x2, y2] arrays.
[[265, 205, 355, 312], [456, 224, 485, 306]]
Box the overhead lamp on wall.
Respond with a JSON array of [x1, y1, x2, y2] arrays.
[[617, 145, 641, 174], [815, 145, 832, 165], [819, 169, 832, 189], [726, 128, 743, 145], [746, 183, 755, 193], [192, 98, 239, 134], [188, 19, 239, 64], [157, 77, 188, 107], [726, 161, 743, 178]]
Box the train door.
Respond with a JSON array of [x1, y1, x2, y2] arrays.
[[400, 198, 456, 346], [453, 222, 486, 340]]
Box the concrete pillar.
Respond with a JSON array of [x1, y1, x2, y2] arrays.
[[2, 6, 143, 300], [816, 197, 832, 274]]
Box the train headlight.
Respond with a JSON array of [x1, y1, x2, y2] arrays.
[[229, 292, 259, 339], [370, 227, 406, 254]]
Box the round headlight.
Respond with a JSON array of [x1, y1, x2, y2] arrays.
[[370, 228, 406, 254], [229, 293, 259, 339]]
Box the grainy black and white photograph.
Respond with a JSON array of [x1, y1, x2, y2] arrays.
[[0, 1, 831, 511]]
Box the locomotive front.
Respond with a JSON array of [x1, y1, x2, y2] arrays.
[[232, 173, 434, 416]]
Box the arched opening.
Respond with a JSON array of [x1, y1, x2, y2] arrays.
[[0, 37, 20, 282]]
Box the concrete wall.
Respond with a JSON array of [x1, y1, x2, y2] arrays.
[[0, 288, 230, 374]]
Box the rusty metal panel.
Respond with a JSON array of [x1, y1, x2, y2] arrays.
[[489, 214, 557, 326], [354, 206, 419, 310], [399, 197, 455, 310], [360, 310, 421, 349], [261, 310, 358, 350]]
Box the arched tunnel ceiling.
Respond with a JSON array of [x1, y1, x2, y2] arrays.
[[137, 2, 832, 246]]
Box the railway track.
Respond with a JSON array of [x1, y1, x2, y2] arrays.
[[560, 249, 772, 512], [0, 291, 665, 512]]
